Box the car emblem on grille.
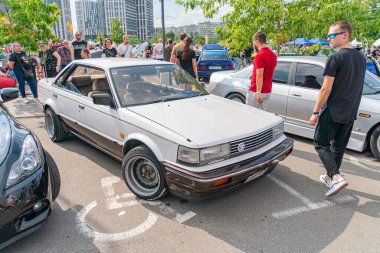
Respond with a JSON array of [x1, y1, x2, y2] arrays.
[[237, 142, 245, 152]]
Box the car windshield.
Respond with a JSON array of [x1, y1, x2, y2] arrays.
[[110, 64, 208, 107], [201, 51, 229, 61], [363, 71, 380, 95]]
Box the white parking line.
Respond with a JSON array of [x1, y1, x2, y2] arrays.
[[272, 195, 355, 219], [268, 175, 355, 219], [349, 156, 380, 174], [267, 174, 316, 209]]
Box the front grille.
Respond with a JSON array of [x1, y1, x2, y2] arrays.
[[230, 128, 273, 156]]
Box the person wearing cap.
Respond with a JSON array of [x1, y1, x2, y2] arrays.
[[38, 41, 61, 78]]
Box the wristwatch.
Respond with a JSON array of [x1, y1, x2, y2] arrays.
[[313, 111, 319, 115]]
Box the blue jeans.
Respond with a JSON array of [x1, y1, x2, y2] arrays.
[[13, 70, 38, 98]]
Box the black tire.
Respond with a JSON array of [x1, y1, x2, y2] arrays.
[[226, 93, 246, 104], [45, 151, 61, 201], [122, 145, 169, 200], [45, 107, 68, 142], [370, 125, 380, 161]]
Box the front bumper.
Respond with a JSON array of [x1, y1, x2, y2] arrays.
[[0, 160, 52, 250], [163, 138, 293, 200]]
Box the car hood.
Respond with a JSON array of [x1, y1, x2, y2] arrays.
[[127, 95, 282, 147], [364, 93, 380, 100]]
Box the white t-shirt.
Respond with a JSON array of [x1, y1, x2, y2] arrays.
[[154, 43, 164, 60], [117, 44, 133, 58]]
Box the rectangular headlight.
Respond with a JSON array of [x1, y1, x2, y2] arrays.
[[177, 146, 199, 164], [273, 122, 284, 140], [200, 143, 230, 162]]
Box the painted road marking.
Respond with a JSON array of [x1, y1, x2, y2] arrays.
[[76, 176, 197, 242], [101, 176, 197, 224], [272, 195, 355, 219], [268, 175, 355, 219], [349, 156, 380, 174], [76, 201, 158, 242]]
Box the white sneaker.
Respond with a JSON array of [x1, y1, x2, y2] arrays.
[[320, 175, 332, 188], [325, 175, 348, 197], [27, 96, 34, 102], [22, 97, 29, 104]]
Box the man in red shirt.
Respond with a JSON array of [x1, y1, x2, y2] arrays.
[[246, 32, 277, 110]]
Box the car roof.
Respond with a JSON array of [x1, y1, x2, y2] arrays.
[[203, 50, 227, 53], [277, 56, 327, 65], [73, 58, 173, 69]]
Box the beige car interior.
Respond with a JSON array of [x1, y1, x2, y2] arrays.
[[68, 67, 111, 98]]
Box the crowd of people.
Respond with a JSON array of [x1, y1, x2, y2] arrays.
[[0, 31, 204, 103], [2, 28, 379, 105]]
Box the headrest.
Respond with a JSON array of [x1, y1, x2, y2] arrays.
[[71, 75, 92, 87], [92, 78, 109, 91]]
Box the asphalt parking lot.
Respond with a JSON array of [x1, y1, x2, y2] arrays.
[[3, 101, 380, 253]]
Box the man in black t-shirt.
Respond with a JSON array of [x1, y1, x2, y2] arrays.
[[71, 31, 89, 60], [309, 21, 366, 197]]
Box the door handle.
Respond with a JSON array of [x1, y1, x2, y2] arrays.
[[53, 93, 57, 98], [78, 105, 85, 109], [291, 93, 301, 97]]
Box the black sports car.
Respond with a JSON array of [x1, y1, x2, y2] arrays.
[[0, 88, 60, 249]]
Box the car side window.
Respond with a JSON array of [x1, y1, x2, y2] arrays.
[[295, 63, 324, 90], [63, 66, 111, 99], [273, 62, 291, 84]]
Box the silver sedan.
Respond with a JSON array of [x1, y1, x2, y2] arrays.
[[208, 56, 380, 160]]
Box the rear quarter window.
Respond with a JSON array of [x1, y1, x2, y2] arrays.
[[201, 51, 230, 61]]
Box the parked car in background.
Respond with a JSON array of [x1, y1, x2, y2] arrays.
[[366, 56, 380, 77], [197, 46, 234, 80], [37, 58, 293, 201], [0, 88, 60, 250], [208, 56, 380, 160]]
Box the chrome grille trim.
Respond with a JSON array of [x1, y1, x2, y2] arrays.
[[230, 128, 273, 156]]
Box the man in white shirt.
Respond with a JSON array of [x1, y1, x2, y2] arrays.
[[153, 38, 164, 60], [117, 35, 133, 58]]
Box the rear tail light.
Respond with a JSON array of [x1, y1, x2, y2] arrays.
[[198, 66, 206, 69], [226, 65, 233, 70]]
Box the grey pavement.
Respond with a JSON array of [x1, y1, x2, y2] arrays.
[[1, 98, 380, 253]]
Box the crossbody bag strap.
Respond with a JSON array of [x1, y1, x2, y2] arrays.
[[14, 54, 29, 72]]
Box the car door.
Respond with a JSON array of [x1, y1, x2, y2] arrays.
[[75, 67, 125, 159], [266, 61, 293, 119], [286, 62, 325, 138], [51, 64, 84, 133]]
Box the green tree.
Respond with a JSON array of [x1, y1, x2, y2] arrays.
[[109, 18, 124, 44], [0, 0, 60, 51], [95, 31, 104, 44], [128, 35, 141, 45], [194, 35, 205, 45], [166, 31, 175, 41], [175, 0, 380, 54]]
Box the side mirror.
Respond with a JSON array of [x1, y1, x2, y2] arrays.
[[92, 93, 115, 108], [0, 88, 19, 103]]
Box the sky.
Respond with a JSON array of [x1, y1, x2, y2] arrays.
[[69, 0, 229, 32]]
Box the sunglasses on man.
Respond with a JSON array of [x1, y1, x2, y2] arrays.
[[327, 32, 345, 39]]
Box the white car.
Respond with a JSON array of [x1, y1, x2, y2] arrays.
[[37, 58, 293, 200]]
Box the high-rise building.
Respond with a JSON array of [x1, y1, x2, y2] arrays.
[[75, 0, 100, 40], [136, 0, 154, 41], [198, 21, 224, 38], [45, 0, 72, 40], [103, 0, 138, 37]]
